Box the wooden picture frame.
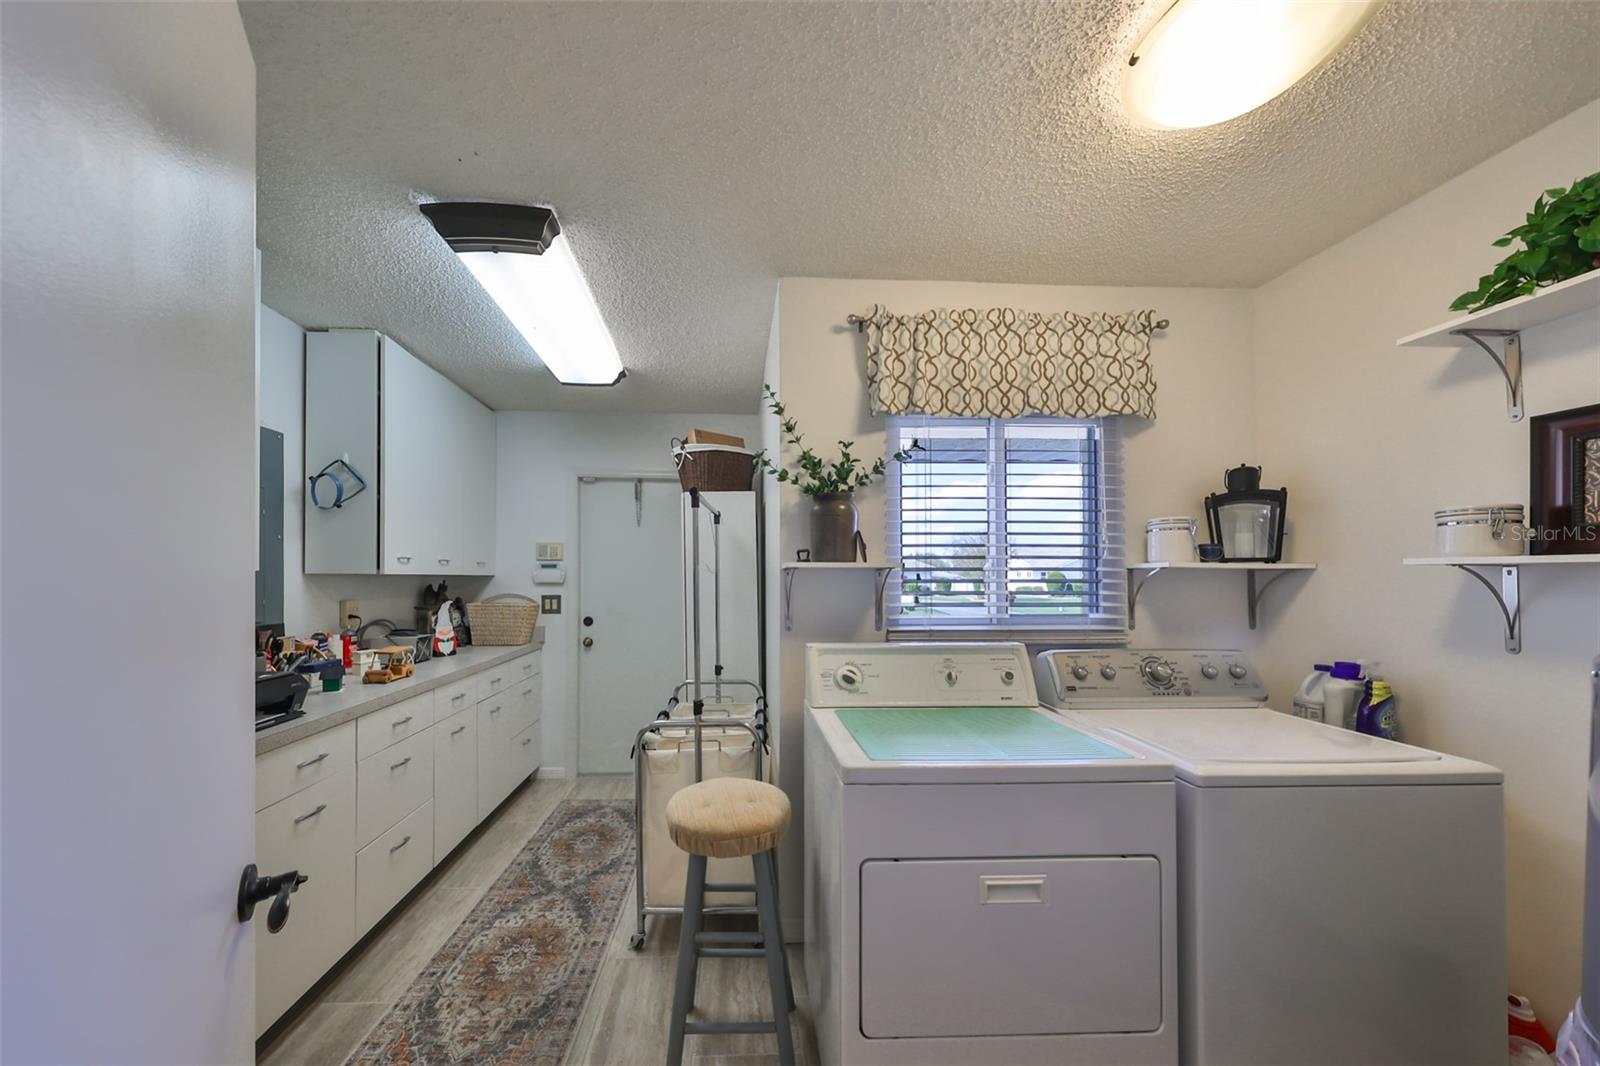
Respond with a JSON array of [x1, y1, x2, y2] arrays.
[[1530, 402, 1600, 555]]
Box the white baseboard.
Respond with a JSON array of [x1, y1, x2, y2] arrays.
[[539, 765, 569, 778]]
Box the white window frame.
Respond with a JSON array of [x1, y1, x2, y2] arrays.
[[884, 414, 1127, 643]]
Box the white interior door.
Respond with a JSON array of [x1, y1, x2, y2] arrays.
[[578, 477, 686, 773], [1, 3, 258, 1061]]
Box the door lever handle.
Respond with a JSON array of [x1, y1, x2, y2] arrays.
[[237, 864, 309, 934]]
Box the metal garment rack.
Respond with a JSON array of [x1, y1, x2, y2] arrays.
[[630, 480, 769, 948]]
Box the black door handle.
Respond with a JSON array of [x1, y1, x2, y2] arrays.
[[238, 864, 309, 934]]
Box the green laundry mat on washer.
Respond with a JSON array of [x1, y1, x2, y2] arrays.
[[836, 706, 1133, 762]]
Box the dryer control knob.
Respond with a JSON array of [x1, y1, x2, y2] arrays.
[[1100, 664, 1118, 681], [1145, 662, 1174, 685], [835, 664, 863, 692], [1228, 663, 1248, 679], [1200, 663, 1220, 680], [1071, 665, 1091, 682]]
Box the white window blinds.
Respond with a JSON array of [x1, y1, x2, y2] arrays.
[[885, 416, 1126, 641]]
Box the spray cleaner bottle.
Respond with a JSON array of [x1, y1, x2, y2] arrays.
[[1356, 678, 1400, 740]]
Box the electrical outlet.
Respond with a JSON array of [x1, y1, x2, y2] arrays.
[[540, 594, 562, 615]]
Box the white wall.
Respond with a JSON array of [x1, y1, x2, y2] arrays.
[[257, 303, 488, 636], [764, 277, 1265, 927], [1, 3, 258, 1060], [1253, 99, 1600, 1019], [489, 411, 761, 776]]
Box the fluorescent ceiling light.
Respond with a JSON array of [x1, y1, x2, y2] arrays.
[[421, 201, 625, 386], [1122, 0, 1381, 130]]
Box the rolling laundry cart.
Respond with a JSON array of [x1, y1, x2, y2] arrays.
[[630, 486, 770, 949]]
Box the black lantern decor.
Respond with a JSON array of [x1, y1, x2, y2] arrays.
[[1205, 464, 1287, 563]]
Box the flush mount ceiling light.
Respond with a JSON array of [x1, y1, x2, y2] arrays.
[[1122, 0, 1381, 130], [421, 201, 625, 386]]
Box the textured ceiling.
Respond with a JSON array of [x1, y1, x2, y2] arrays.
[[244, 1, 1600, 413]]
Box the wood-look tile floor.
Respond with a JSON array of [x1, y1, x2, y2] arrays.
[[258, 775, 817, 1066]]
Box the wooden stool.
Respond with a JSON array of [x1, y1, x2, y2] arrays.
[[664, 777, 795, 1066]]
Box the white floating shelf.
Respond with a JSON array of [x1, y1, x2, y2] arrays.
[[1130, 561, 1317, 572], [1394, 270, 1600, 421], [780, 562, 897, 631], [1403, 554, 1600, 567], [1126, 561, 1317, 630], [1402, 552, 1600, 653]]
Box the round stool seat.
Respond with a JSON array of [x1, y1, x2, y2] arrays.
[[665, 778, 790, 859]]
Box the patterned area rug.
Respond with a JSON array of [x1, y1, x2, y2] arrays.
[[348, 799, 633, 1065]]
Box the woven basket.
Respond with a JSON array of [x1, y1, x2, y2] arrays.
[[466, 593, 540, 646], [675, 444, 754, 493]]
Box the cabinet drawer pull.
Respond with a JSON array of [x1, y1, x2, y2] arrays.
[[522, 688, 533, 698], [389, 834, 411, 854], [488, 706, 501, 715], [295, 752, 330, 770], [293, 803, 327, 825], [489, 677, 502, 688], [476, 561, 488, 568], [451, 692, 467, 703], [521, 737, 533, 747], [438, 558, 450, 566], [450, 725, 467, 737], [390, 756, 412, 770], [391, 716, 413, 728], [397, 555, 412, 564]]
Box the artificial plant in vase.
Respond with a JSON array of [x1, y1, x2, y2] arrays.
[[754, 384, 910, 562], [1451, 171, 1600, 313]]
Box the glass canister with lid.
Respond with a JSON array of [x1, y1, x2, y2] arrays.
[[1433, 504, 1526, 557], [1146, 516, 1199, 563]]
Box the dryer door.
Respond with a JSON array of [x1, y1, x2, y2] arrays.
[[859, 855, 1162, 1037]]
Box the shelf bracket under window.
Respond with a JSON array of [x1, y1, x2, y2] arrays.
[[1451, 563, 1521, 654], [1452, 328, 1523, 422]]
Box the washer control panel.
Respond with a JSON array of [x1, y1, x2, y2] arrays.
[[1035, 649, 1266, 707], [807, 643, 1034, 707]]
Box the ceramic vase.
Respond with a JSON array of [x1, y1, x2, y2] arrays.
[[809, 492, 861, 561]]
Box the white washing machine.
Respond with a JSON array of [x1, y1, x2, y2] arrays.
[[1034, 648, 1506, 1066], [804, 642, 1178, 1066]]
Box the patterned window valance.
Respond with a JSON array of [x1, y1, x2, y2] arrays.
[[858, 305, 1160, 420]]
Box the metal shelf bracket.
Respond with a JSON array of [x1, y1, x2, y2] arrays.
[[781, 566, 894, 632], [1452, 328, 1523, 422], [1128, 566, 1308, 631], [1451, 563, 1521, 653]]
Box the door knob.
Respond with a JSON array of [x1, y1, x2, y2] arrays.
[[582, 637, 594, 648], [238, 864, 308, 934]]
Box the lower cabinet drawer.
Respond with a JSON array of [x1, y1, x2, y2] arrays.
[[356, 728, 434, 849], [255, 770, 356, 1036], [512, 718, 542, 782], [256, 721, 355, 812], [355, 799, 433, 939], [434, 707, 478, 862]]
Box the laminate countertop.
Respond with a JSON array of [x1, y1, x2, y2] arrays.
[[256, 631, 546, 755]]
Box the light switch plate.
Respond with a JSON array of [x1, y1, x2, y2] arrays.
[[540, 594, 562, 615]]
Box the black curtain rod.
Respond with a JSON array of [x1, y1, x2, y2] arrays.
[[845, 313, 1171, 334]]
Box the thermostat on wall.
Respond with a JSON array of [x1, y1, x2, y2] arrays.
[[534, 541, 565, 585]]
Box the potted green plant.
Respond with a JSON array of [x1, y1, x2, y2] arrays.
[[1451, 171, 1600, 313], [754, 384, 910, 561]]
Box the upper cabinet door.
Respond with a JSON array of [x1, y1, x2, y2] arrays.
[[460, 385, 497, 576], [379, 337, 444, 575], [305, 331, 380, 574]]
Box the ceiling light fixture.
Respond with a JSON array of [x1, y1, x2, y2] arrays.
[[420, 201, 625, 386], [1122, 0, 1381, 130]]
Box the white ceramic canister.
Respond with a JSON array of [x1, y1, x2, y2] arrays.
[[1146, 516, 1199, 563], [1433, 504, 1526, 557]]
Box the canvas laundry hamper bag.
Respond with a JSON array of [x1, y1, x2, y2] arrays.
[[640, 715, 768, 908]]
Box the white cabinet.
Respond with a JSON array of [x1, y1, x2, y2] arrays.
[[254, 770, 355, 1037], [304, 329, 495, 576], [255, 651, 540, 1033], [433, 705, 477, 862], [355, 800, 434, 938]]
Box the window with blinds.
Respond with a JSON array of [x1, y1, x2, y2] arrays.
[[884, 415, 1126, 640]]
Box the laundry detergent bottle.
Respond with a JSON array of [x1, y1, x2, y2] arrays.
[[1323, 661, 1367, 731], [1356, 679, 1400, 740], [1293, 665, 1333, 724]]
